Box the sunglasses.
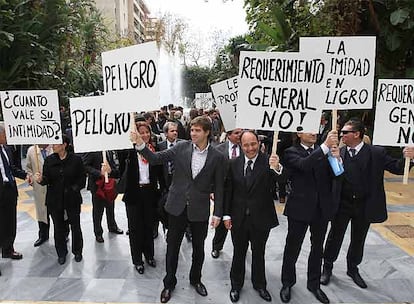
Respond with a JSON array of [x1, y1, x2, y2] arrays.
[[340, 130, 356, 134]]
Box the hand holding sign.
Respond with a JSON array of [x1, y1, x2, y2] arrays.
[[34, 172, 42, 184], [130, 130, 144, 146], [403, 146, 414, 159], [269, 154, 282, 172], [101, 162, 112, 176], [324, 130, 339, 148]]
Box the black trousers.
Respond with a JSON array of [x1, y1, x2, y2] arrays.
[[230, 216, 270, 291], [91, 193, 118, 237], [281, 216, 328, 290], [50, 206, 83, 258], [125, 187, 156, 265], [163, 209, 208, 289], [0, 185, 17, 254], [323, 197, 370, 272], [212, 220, 229, 251], [38, 221, 50, 240]]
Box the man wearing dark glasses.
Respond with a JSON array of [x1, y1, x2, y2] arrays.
[[321, 118, 414, 289]]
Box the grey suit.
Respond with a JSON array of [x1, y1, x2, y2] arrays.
[[140, 140, 225, 221], [139, 140, 225, 288]]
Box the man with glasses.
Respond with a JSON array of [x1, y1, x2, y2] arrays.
[[321, 118, 414, 289]]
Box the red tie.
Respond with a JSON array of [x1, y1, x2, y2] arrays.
[[231, 145, 237, 159]]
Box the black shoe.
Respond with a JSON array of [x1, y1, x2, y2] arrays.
[[160, 288, 173, 303], [109, 227, 123, 234], [2, 251, 23, 260], [280, 286, 291, 303], [230, 289, 240, 302], [74, 254, 82, 262], [256, 288, 271, 302], [191, 282, 208, 296], [58, 256, 66, 265], [135, 264, 144, 274], [307, 287, 330, 304], [34, 237, 48, 247], [146, 258, 156, 267], [320, 267, 332, 285], [211, 249, 220, 259], [347, 270, 367, 288], [126, 230, 129, 235], [96, 236, 104, 243]]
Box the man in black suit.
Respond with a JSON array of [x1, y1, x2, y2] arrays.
[[211, 128, 242, 259], [280, 129, 341, 304], [83, 151, 123, 243], [0, 122, 28, 264], [224, 130, 282, 303], [130, 116, 225, 303], [321, 118, 414, 289]]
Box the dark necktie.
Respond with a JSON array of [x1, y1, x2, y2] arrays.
[[307, 147, 314, 155], [231, 144, 237, 159], [245, 159, 253, 187], [41, 149, 47, 160], [349, 148, 356, 157], [168, 143, 174, 174], [0, 146, 15, 184]]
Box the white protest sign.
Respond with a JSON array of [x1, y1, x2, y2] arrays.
[[194, 92, 214, 109], [101, 41, 160, 113], [373, 79, 414, 146], [237, 51, 325, 132], [300, 36, 376, 110], [70, 95, 133, 153], [0, 90, 62, 144], [211, 76, 238, 131]]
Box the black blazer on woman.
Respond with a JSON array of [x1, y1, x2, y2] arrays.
[[41, 152, 86, 211], [122, 148, 163, 205]]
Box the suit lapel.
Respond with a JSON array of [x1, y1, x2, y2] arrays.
[[224, 141, 230, 160], [184, 142, 194, 179], [194, 145, 214, 180], [340, 146, 347, 161]]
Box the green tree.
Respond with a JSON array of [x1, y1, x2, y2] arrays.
[[0, 0, 109, 107], [182, 65, 213, 100]]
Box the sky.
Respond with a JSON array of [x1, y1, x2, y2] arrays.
[[146, 0, 249, 42]]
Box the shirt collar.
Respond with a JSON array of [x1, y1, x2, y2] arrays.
[[244, 153, 259, 166], [300, 143, 315, 151], [348, 141, 364, 153], [193, 143, 210, 153]]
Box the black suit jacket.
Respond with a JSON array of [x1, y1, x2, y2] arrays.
[[339, 144, 406, 223], [0, 145, 26, 200], [41, 152, 86, 212], [284, 144, 341, 222], [122, 148, 163, 205], [140, 140, 225, 221], [224, 152, 279, 231]]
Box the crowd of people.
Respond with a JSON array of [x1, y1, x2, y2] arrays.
[[1, 106, 414, 304]]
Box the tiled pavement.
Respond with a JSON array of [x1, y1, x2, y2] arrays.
[[1, 171, 414, 304]]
